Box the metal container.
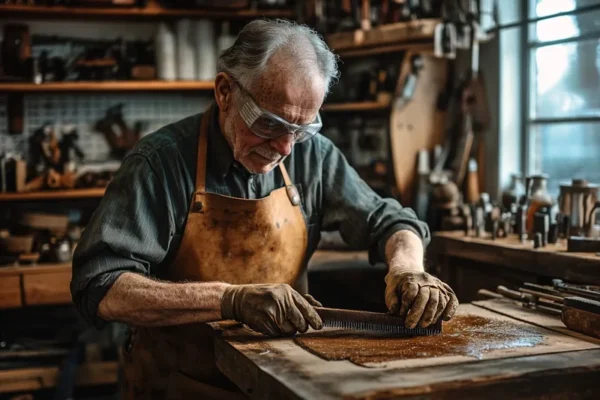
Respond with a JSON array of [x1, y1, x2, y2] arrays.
[[525, 174, 554, 235], [558, 179, 600, 237]]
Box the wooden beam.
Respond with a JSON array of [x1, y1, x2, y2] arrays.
[[327, 19, 438, 52], [0, 81, 214, 93], [0, 188, 105, 202], [322, 100, 390, 112], [0, 3, 293, 20]]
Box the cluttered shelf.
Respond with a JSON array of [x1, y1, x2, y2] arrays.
[[0, 361, 118, 394], [326, 19, 438, 57], [0, 188, 105, 201], [0, 80, 214, 93], [0, 3, 294, 20], [431, 231, 600, 285], [322, 100, 391, 112]]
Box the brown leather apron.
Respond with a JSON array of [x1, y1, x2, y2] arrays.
[[121, 108, 308, 399]]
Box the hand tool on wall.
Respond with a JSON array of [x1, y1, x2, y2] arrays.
[[94, 104, 144, 159], [360, 0, 372, 30], [395, 54, 424, 110], [413, 149, 430, 221], [435, 0, 489, 201], [434, 3, 457, 59], [58, 125, 85, 169], [27, 123, 61, 179]]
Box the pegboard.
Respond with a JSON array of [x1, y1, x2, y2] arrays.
[[0, 92, 212, 162]]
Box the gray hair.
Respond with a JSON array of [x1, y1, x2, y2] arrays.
[[216, 19, 339, 96]]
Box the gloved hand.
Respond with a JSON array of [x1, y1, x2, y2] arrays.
[[385, 270, 458, 329], [221, 283, 323, 336]]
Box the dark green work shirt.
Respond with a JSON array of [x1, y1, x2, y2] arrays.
[[71, 105, 430, 328]]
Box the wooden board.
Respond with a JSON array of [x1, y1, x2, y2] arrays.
[[0, 188, 104, 201], [432, 231, 600, 284], [0, 362, 118, 394], [473, 298, 600, 345], [212, 304, 600, 399], [0, 1, 293, 20], [390, 52, 448, 206], [0, 81, 214, 93], [0, 264, 72, 308], [327, 19, 438, 52], [0, 275, 22, 309], [322, 100, 390, 112], [23, 268, 72, 306]]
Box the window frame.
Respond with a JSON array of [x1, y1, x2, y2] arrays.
[[522, 0, 600, 178]]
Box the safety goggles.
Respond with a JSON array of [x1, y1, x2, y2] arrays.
[[234, 80, 322, 143]]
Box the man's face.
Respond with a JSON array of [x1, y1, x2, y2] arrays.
[[220, 63, 325, 174]]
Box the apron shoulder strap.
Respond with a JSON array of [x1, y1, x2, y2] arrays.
[[279, 162, 293, 187], [195, 109, 211, 193]]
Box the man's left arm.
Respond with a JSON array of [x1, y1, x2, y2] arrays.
[[317, 136, 457, 328], [384, 230, 458, 328]]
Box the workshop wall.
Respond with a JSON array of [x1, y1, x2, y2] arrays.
[[0, 19, 212, 162], [0, 93, 211, 161]]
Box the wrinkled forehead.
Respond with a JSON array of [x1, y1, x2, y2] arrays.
[[245, 62, 325, 125]]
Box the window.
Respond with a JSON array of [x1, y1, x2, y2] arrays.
[[525, 0, 600, 195]]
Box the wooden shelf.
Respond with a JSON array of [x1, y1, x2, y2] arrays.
[[327, 19, 438, 57], [0, 188, 105, 202], [0, 80, 214, 93], [0, 263, 71, 277], [0, 361, 118, 394], [0, 3, 294, 20], [322, 100, 391, 112], [431, 231, 600, 285]]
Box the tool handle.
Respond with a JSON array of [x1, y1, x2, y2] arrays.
[[497, 285, 534, 302], [477, 289, 503, 300], [519, 288, 564, 303]]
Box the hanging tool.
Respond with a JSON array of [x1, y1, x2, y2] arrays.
[[94, 104, 144, 159], [315, 307, 442, 336], [395, 54, 424, 110]]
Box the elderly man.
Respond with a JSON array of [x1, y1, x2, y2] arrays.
[[72, 19, 458, 399]]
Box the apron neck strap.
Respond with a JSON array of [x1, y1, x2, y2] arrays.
[[195, 107, 211, 193], [195, 105, 294, 191], [278, 162, 293, 187]]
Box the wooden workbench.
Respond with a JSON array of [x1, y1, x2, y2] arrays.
[[429, 231, 600, 302], [210, 300, 600, 399]]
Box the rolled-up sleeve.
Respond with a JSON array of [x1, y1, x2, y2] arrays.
[[71, 154, 176, 328], [318, 137, 430, 263]]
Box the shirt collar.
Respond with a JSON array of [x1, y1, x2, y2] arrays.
[[207, 103, 235, 178]]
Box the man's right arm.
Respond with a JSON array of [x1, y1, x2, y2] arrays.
[[97, 272, 229, 326]]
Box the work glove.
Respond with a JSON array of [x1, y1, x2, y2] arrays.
[[385, 270, 459, 329], [221, 284, 323, 336]]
